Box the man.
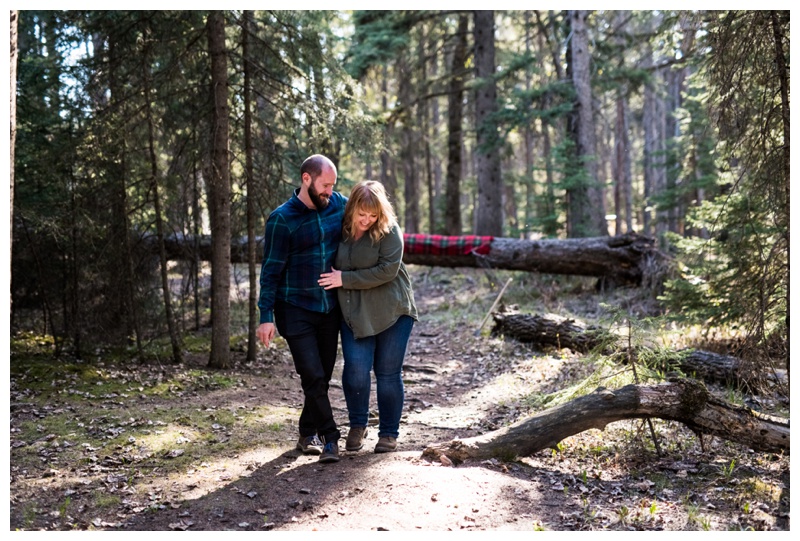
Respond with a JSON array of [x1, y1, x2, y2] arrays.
[[257, 154, 345, 464]]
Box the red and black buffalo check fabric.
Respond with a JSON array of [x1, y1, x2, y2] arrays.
[[402, 234, 494, 256]]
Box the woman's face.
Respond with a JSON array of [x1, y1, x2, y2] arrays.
[[353, 207, 378, 236]]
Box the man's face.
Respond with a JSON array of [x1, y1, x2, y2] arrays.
[[307, 168, 336, 210]]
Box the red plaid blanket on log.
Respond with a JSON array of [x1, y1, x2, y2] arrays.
[[403, 234, 494, 256]]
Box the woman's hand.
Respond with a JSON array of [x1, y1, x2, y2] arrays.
[[318, 267, 343, 290]]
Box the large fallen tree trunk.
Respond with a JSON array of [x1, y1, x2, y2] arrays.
[[491, 311, 788, 392], [422, 378, 789, 464], [141, 231, 667, 286], [403, 232, 666, 286]]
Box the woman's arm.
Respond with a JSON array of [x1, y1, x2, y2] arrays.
[[319, 226, 403, 291]]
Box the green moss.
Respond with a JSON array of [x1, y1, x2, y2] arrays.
[[93, 491, 121, 509], [739, 478, 783, 503]]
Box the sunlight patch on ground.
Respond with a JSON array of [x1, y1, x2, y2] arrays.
[[406, 354, 566, 429], [139, 446, 290, 503]]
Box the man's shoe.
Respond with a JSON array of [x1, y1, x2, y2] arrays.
[[319, 440, 340, 463], [345, 426, 368, 451], [296, 435, 323, 455], [374, 436, 397, 453]]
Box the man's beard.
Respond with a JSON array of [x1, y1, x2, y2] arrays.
[[308, 182, 330, 209]]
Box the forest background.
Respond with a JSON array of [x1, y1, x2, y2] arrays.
[[4, 8, 791, 531], [6, 9, 789, 368]]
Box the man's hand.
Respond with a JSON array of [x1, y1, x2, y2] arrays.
[[318, 267, 343, 290], [256, 322, 276, 347]]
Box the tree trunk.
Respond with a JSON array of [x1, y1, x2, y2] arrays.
[[207, 10, 231, 369], [522, 11, 535, 237], [534, 10, 561, 238], [614, 91, 633, 235], [68, 172, 80, 357], [243, 11, 257, 364], [192, 141, 202, 330], [428, 28, 442, 234], [10, 10, 18, 287], [444, 14, 468, 236], [769, 10, 790, 374], [642, 62, 654, 236], [473, 10, 503, 236], [109, 35, 144, 360], [399, 55, 419, 233], [566, 10, 607, 238], [417, 26, 434, 233], [405, 232, 663, 286], [380, 64, 397, 206], [642, 40, 667, 240], [422, 378, 789, 464], [143, 28, 182, 365]]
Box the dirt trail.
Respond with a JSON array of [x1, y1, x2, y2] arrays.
[[119, 318, 572, 531], [120, 316, 787, 531]]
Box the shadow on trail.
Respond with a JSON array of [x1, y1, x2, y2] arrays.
[[122, 442, 567, 532]]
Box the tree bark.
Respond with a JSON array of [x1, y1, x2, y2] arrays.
[[109, 34, 144, 360], [428, 26, 442, 234], [473, 10, 503, 236], [10, 10, 18, 287], [399, 54, 419, 233], [207, 10, 231, 369], [770, 10, 790, 374], [406, 232, 664, 286], [642, 37, 667, 240], [614, 91, 633, 234], [534, 11, 561, 238], [566, 10, 608, 238], [444, 14, 468, 235], [422, 378, 789, 464], [492, 311, 788, 392], [243, 11, 257, 364], [492, 312, 607, 353], [380, 64, 397, 205], [522, 11, 534, 236]]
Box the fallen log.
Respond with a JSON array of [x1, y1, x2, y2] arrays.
[[491, 312, 610, 353], [491, 311, 788, 391], [403, 232, 666, 286], [140, 231, 667, 286], [422, 378, 789, 464]]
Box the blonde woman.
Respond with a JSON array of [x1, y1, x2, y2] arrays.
[[318, 181, 417, 453]]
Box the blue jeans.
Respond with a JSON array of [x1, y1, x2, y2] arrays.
[[340, 315, 414, 439], [274, 301, 341, 443]]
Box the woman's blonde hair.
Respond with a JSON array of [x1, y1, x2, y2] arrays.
[[343, 181, 397, 243]]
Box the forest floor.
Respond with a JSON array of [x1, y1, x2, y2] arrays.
[[8, 267, 790, 532]]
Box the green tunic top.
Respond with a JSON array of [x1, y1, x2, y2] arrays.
[[336, 224, 418, 339]]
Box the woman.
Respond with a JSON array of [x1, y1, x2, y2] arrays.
[[318, 181, 418, 453]]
